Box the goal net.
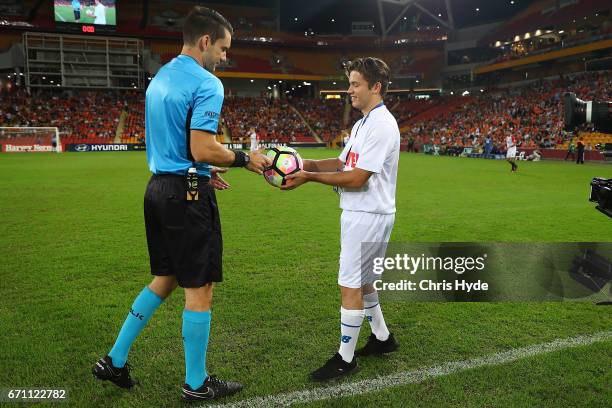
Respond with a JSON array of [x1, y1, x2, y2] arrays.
[[0, 127, 61, 153]]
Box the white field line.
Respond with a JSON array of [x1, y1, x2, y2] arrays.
[[207, 331, 612, 408], [55, 11, 65, 22]]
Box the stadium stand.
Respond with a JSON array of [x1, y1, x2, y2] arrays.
[[393, 98, 441, 127], [478, 0, 612, 67], [221, 97, 315, 143], [482, 0, 611, 46], [1, 0, 609, 158], [402, 71, 612, 154], [0, 88, 123, 145], [120, 91, 145, 144], [3, 69, 610, 152], [292, 98, 345, 141]]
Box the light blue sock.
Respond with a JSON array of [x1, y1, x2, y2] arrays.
[[108, 286, 163, 368], [182, 309, 211, 390]]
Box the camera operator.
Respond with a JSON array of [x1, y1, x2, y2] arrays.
[[565, 92, 612, 219], [576, 137, 585, 164]]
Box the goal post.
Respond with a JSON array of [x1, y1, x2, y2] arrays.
[[0, 127, 61, 153]]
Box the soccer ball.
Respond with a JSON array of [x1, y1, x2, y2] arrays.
[[263, 146, 303, 188], [86, 9, 95, 17]]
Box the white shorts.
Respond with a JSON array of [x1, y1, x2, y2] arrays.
[[250, 139, 258, 152], [339, 210, 395, 288], [506, 146, 517, 159]]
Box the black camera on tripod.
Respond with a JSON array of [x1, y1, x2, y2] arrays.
[[564, 92, 612, 133], [564, 93, 612, 219], [590, 178, 612, 219]]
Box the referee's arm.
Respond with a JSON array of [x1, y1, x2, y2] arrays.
[[190, 130, 271, 173], [190, 130, 236, 166]]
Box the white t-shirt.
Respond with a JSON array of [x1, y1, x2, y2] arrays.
[[506, 135, 515, 149], [338, 104, 400, 214], [94, 4, 106, 24]]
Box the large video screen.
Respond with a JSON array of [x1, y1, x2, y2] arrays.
[[54, 0, 116, 26]]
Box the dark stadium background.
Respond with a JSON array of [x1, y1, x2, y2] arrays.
[[0, 1, 611, 407], [0, 0, 610, 155]]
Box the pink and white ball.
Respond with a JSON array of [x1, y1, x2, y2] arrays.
[[263, 147, 303, 188]]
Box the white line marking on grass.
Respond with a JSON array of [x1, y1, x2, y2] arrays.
[[55, 11, 65, 22], [208, 331, 612, 408]]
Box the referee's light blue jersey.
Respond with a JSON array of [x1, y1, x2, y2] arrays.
[[145, 55, 224, 177]]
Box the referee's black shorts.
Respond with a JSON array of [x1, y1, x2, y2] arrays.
[[144, 174, 222, 288]]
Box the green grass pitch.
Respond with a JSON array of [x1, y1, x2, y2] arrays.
[[54, 5, 116, 25], [0, 150, 610, 407]]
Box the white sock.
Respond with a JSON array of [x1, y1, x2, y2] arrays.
[[338, 307, 364, 363], [363, 291, 390, 341]]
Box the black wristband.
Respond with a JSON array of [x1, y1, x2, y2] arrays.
[[230, 150, 248, 167]]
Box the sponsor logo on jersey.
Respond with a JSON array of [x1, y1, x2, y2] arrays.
[[346, 152, 359, 168]]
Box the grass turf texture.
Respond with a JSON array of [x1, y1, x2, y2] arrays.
[[0, 150, 610, 407]]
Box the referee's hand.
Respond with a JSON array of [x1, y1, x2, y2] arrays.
[[246, 149, 272, 175], [211, 167, 230, 190]]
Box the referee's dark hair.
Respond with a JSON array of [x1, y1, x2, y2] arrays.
[[345, 57, 391, 97], [183, 6, 234, 46]]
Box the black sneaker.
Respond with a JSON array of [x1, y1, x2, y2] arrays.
[[92, 355, 137, 389], [181, 376, 243, 401], [310, 352, 358, 382], [355, 333, 399, 357]]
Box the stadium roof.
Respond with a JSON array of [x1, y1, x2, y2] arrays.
[[282, 0, 537, 33], [162, 1, 537, 33]]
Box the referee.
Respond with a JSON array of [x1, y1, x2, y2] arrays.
[[92, 6, 270, 402]]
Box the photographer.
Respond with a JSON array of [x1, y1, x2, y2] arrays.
[[564, 92, 612, 219]]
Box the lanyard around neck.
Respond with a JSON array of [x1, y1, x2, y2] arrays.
[[345, 102, 385, 164], [354, 102, 385, 138]]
